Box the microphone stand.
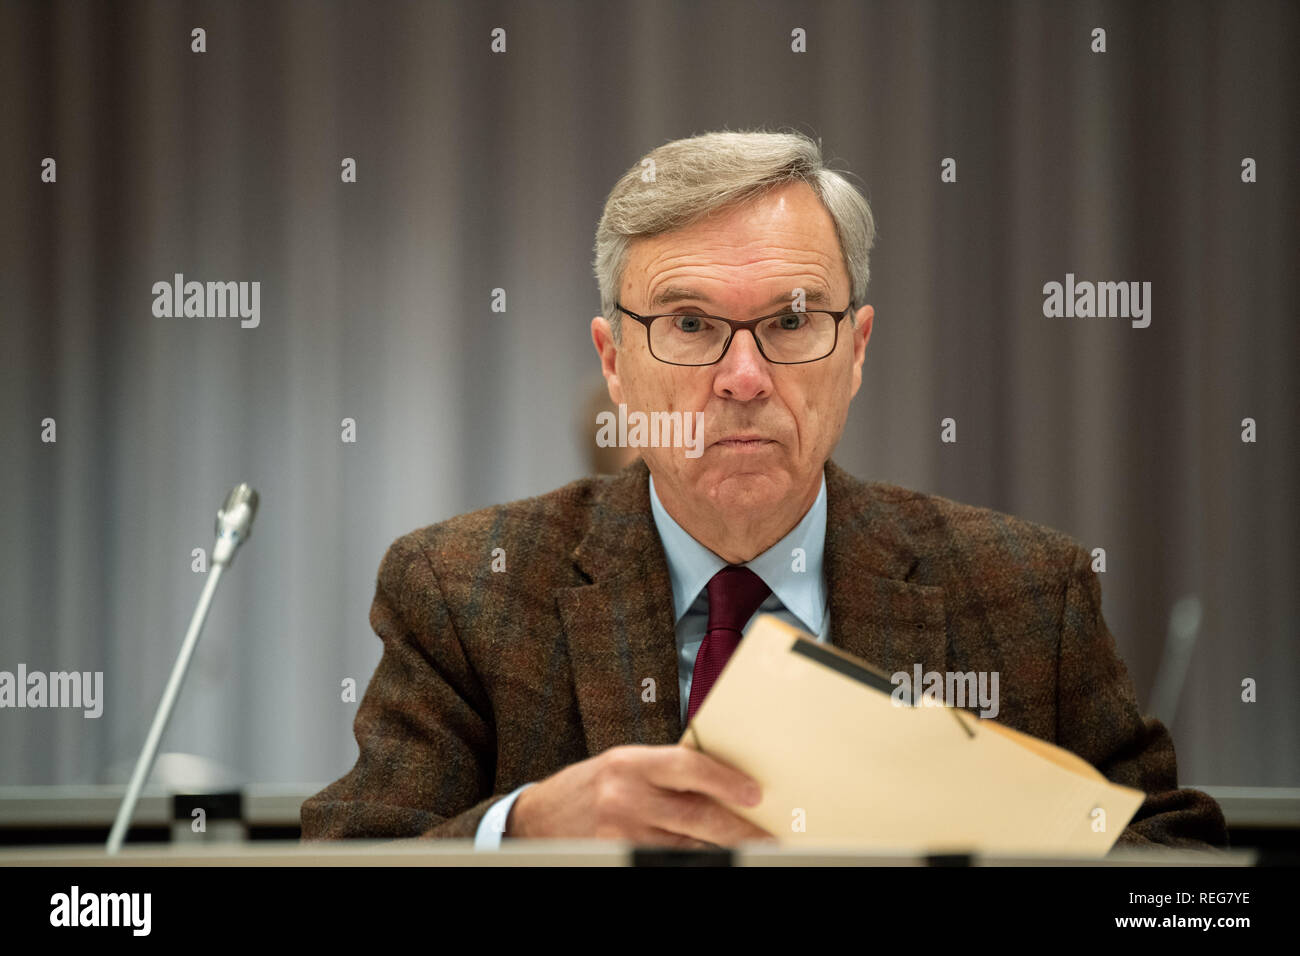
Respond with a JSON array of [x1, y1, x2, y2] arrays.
[[106, 485, 257, 855]]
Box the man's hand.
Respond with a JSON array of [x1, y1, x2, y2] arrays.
[[506, 744, 776, 847]]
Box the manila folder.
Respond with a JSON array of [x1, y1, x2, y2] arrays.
[[679, 614, 1145, 856]]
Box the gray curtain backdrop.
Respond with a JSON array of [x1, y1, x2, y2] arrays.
[[1, 0, 1295, 791]]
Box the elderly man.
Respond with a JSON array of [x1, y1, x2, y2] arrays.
[[300, 129, 1227, 850]]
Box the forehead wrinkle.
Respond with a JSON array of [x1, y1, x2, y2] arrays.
[[650, 283, 835, 311], [633, 250, 843, 313], [639, 241, 840, 275]]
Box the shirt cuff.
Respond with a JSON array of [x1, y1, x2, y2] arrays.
[[473, 782, 536, 849]]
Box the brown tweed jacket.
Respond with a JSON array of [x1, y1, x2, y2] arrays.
[[300, 458, 1227, 850]]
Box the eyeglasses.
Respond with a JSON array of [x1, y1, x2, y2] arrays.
[[616, 301, 853, 366]]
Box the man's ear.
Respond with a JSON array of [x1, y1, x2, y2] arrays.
[[849, 304, 874, 398], [591, 315, 624, 404]]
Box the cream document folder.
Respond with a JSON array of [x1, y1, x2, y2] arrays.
[[679, 614, 1146, 856]]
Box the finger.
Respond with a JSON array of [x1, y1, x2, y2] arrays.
[[635, 826, 715, 850], [641, 746, 763, 808], [642, 789, 776, 846]]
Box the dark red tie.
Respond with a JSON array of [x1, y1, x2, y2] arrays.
[[686, 566, 772, 722]]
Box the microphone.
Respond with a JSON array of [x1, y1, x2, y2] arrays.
[[213, 484, 259, 566], [106, 484, 261, 855]]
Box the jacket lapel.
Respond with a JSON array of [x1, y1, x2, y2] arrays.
[[558, 461, 683, 755], [822, 461, 948, 682]]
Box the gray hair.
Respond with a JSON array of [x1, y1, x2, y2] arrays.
[[593, 128, 877, 343]]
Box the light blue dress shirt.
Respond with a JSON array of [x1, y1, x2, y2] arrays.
[[474, 471, 831, 848]]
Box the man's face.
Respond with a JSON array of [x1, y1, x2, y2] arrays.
[[593, 181, 874, 524]]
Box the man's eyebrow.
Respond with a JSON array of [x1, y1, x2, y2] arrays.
[[648, 285, 833, 311]]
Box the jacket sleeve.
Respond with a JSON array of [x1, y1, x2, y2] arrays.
[[300, 532, 501, 840], [1054, 545, 1229, 851]]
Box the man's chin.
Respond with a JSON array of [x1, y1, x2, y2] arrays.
[[648, 450, 800, 511], [698, 467, 791, 510]]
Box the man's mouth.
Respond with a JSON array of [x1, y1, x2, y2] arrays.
[[713, 434, 775, 450]]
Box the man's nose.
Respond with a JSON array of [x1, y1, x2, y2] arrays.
[[713, 329, 773, 401]]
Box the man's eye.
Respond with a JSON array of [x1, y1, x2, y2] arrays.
[[774, 313, 808, 331], [674, 314, 705, 333]]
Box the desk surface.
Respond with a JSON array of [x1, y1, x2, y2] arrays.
[[0, 840, 1259, 867], [0, 784, 1295, 828]]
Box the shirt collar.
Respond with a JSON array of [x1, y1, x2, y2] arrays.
[[648, 471, 827, 634]]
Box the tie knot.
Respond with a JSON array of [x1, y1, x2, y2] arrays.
[[705, 565, 771, 634]]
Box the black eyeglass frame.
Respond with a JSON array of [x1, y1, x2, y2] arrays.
[[615, 300, 855, 366]]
